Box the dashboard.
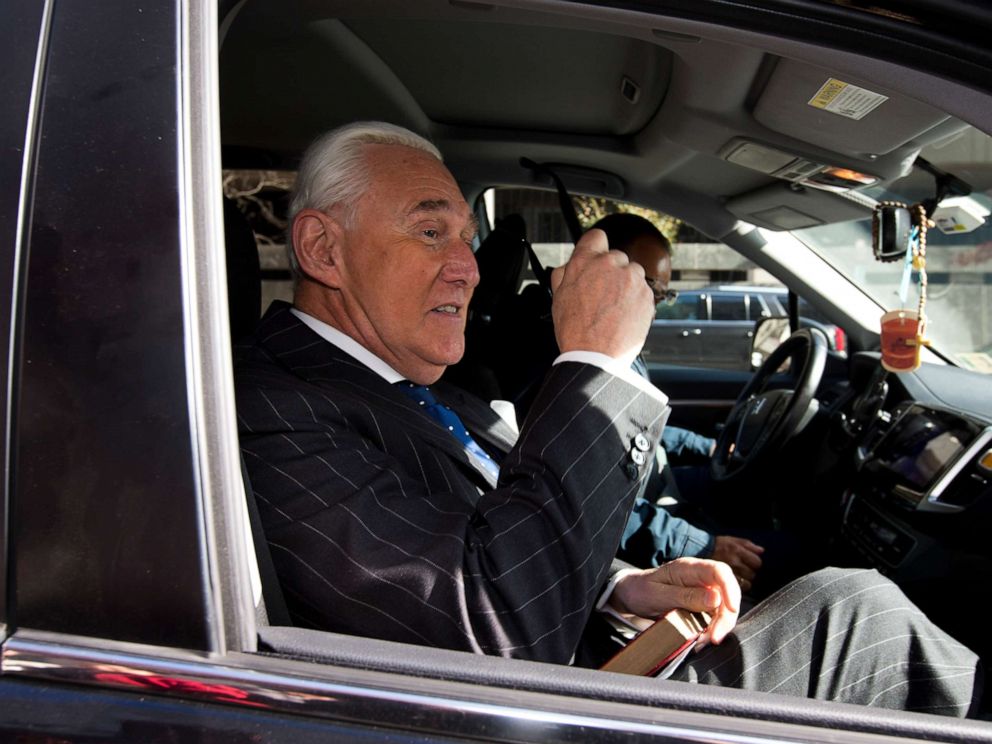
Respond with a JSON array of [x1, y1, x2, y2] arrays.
[[858, 403, 992, 514], [826, 354, 992, 661], [836, 353, 992, 567], [843, 401, 992, 567]]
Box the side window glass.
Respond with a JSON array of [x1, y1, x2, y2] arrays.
[[223, 170, 295, 313], [656, 293, 701, 320], [479, 187, 802, 373], [710, 293, 748, 320], [752, 294, 849, 367]]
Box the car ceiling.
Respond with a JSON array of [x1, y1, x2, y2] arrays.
[[219, 0, 976, 240]]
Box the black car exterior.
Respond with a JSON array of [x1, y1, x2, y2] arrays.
[[645, 288, 845, 370], [646, 288, 781, 370], [1, 1, 991, 742]]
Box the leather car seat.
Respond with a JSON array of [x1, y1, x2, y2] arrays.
[[223, 196, 262, 343], [223, 196, 291, 626], [443, 216, 558, 418]]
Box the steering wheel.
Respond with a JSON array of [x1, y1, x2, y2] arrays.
[[710, 328, 828, 482]]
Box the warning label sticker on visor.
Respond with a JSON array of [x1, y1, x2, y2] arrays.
[[808, 78, 888, 120]]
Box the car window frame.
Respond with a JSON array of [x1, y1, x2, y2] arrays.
[[5, 0, 225, 649], [0, 0, 48, 640], [2, 3, 992, 743]]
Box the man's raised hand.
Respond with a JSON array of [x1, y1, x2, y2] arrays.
[[550, 228, 655, 360]]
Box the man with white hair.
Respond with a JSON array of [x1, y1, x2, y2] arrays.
[[235, 121, 981, 715]]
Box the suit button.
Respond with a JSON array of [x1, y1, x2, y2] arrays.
[[630, 449, 646, 466], [624, 463, 639, 479], [634, 433, 650, 452]]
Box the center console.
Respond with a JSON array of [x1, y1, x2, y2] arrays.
[[840, 403, 992, 572]]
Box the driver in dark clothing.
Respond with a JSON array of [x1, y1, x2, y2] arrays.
[[591, 213, 766, 589]]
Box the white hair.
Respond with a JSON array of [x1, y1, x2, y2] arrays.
[[286, 121, 442, 277]]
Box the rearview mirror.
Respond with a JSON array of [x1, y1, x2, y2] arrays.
[[872, 204, 913, 262], [751, 316, 791, 370]]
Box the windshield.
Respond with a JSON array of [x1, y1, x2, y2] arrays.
[[792, 127, 992, 374]]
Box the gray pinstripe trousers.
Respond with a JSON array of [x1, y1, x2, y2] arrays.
[[672, 567, 982, 716]]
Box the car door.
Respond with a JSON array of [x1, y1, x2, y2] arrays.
[[0, 0, 265, 736], [647, 289, 755, 436], [643, 291, 706, 367], [701, 291, 756, 370]]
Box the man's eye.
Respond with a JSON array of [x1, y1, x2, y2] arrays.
[[423, 228, 439, 239]]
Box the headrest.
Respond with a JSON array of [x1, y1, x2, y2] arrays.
[[224, 197, 262, 342], [471, 221, 528, 321]]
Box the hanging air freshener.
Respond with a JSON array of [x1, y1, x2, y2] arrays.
[[877, 202, 932, 372]]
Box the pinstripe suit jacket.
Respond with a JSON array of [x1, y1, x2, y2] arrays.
[[236, 302, 668, 663]]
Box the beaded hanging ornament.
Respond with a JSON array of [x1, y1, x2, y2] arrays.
[[871, 201, 932, 372]]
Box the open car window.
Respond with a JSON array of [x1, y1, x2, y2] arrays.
[[3, 1, 992, 742]]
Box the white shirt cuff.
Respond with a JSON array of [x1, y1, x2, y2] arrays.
[[595, 567, 654, 633], [553, 350, 669, 406]]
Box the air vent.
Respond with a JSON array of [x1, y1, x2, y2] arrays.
[[935, 468, 990, 508], [620, 76, 640, 104], [926, 426, 992, 511]]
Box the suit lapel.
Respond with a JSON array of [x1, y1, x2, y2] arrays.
[[254, 302, 502, 489]]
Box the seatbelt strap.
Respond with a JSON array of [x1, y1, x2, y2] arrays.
[[519, 158, 585, 298], [520, 157, 584, 243], [525, 241, 552, 298]]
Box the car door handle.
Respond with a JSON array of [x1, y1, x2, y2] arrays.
[[680, 329, 702, 337]]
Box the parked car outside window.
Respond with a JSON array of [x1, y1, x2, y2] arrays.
[[646, 286, 844, 370]]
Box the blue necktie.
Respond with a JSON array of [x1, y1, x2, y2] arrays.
[[631, 355, 649, 380], [397, 382, 501, 482]]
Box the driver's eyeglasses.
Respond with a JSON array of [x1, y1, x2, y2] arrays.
[[645, 277, 678, 305]]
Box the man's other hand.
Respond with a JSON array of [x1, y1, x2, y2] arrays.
[[610, 558, 740, 646], [550, 228, 655, 359], [711, 536, 764, 593]]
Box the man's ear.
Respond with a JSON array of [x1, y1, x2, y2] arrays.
[[292, 209, 344, 287]]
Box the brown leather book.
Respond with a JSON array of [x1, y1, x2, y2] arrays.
[[600, 609, 710, 676]]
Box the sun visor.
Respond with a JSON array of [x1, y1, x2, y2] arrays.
[[753, 59, 949, 158], [726, 182, 872, 231]]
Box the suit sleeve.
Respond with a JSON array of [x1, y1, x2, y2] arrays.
[[237, 361, 667, 663]]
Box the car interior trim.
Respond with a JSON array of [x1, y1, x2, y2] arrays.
[[578, 0, 992, 102], [177, 0, 258, 655], [923, 426, 992, 513], [3, 0, 53, 643]]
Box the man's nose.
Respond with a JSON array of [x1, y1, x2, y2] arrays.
[[443, 240, 480, 288]]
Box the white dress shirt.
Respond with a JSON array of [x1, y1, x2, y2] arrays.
[[291, 308, 667, 407]]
